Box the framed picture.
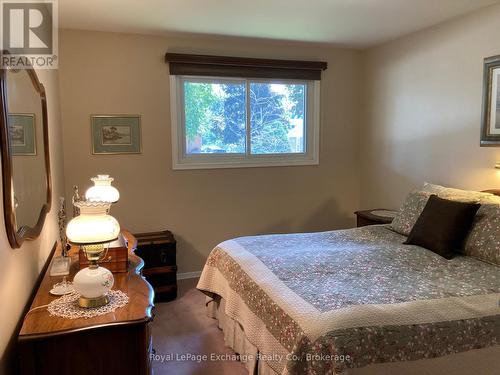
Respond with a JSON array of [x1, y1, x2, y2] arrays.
[[8, 114, 36, 155], [91, 115, 142, 154], [481, 55, 500, 146]]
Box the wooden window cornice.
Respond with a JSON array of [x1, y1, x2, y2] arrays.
[[165, 53, 327, 80]]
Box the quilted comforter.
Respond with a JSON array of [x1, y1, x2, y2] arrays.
[[197, 225, 500, 374]]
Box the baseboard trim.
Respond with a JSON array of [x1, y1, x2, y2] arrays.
[[177, 271, 202, 280]]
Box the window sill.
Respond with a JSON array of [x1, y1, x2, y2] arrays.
[[172, 156, 319, 170]]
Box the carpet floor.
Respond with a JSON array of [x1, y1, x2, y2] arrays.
[[151, 278, 248, 375]]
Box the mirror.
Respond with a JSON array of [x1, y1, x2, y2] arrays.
[[0, 64, 51, 248]]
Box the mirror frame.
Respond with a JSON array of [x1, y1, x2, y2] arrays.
[[0, 63, 52, 248]]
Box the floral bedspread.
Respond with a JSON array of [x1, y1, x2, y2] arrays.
[[197, 225, 500, 374]]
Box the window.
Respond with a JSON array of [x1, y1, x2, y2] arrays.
[[166, 54, 326, 169]]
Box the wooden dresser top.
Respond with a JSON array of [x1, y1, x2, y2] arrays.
[[19, 231, 154, 341]]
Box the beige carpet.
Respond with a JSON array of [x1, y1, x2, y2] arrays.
[[151, 278, 248, 375]]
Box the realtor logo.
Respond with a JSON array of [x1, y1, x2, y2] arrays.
[[1, 0, 58, 69]]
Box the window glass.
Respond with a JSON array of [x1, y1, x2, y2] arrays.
[[184, 81, 246, 154], [249, 82, 305, 154]]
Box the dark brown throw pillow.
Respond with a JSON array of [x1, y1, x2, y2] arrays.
[[404, 195, 480, 259]]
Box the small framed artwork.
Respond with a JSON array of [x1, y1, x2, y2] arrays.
[[8, 114, 36, 155], [91, 115, 142, 154], [481, 55, 500, 146]]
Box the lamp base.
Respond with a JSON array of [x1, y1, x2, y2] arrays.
[[78, 294, 110, 308], [73, 265, 114, 308]]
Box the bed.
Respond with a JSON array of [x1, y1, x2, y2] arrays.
[[197, 187, 500, 374]]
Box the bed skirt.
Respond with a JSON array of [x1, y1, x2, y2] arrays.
[[207, 296, 278, 375], [206, 296, 500, 375]]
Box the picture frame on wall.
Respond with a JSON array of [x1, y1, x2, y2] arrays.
[[8, 114, 36, 155], [481, 55, 500, 146], [91, 115, 142, 154]]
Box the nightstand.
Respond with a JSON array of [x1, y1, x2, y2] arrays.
[[355, 209, 397, 227]]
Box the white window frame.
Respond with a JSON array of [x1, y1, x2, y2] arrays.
[[170, 75, 320, 170]]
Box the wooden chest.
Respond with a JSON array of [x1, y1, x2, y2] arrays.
[[134, 230, 177, 302], [78, 235, 129, 273]]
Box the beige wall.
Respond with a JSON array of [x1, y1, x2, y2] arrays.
[[0, 69, 65, 373], [58, 30, 362, 274], [360, 4, 500, 209]]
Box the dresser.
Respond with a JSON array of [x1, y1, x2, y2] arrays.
[[18, 231, 154, 375]]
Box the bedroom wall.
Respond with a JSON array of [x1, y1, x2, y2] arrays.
[[0, 69, 65, 374], [58, 30, 362, 275], [360, 4, 500, 209]]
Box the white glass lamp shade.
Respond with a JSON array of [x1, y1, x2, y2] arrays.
[[66, 201, 120, 244], [85, 175, 120, 203]]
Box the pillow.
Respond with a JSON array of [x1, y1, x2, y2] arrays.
[[404, 195, 481, 259], [422, 182, 493, 201], [464, 194, 500, 265], [391, 184, 487, 236], [390, 191, 432, 236]]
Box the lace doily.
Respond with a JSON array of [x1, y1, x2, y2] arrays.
[[48, 290, 129, 319]]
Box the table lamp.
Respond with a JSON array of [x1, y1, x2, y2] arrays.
[[66, 200, 120, 308], [85, 174, 120, 203]]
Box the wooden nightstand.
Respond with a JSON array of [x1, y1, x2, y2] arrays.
[[355, 209, 397, 227]]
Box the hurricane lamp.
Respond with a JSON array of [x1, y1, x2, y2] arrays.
[[66, 200, 120, 308]]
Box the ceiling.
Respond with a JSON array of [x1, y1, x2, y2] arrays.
[[59, 0, 500, 47]]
